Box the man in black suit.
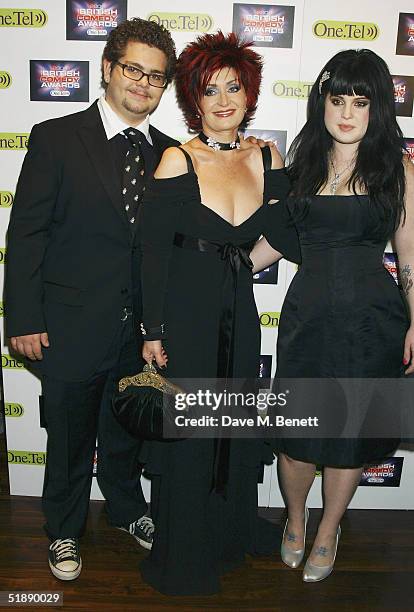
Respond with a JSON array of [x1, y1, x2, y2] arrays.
[[5, 18, 178, 580]]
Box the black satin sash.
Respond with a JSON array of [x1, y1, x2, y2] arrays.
[[173, 232, 255, 494]]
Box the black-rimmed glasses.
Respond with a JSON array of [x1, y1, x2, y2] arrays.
[[116, 61, 167, 88]]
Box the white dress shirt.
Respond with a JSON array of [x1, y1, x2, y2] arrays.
[[97, 95, 153, 145]]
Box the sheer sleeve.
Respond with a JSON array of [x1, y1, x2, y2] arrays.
[[139, 174, 193, 340], [263, 170, 301, 264]]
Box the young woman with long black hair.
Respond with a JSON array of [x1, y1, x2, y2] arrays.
[[251, 48, 414, 582]]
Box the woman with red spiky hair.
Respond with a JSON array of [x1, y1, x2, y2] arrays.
[[138, 31, 300, 595]]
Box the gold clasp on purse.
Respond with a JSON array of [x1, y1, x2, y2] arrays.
[[118, 362, 184, 396]]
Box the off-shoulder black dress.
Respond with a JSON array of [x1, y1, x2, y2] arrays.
[[138, 147, 300, 595]]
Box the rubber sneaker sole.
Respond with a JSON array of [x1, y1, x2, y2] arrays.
[[48, 558, 82, 581], [115, 526, 153, 550]]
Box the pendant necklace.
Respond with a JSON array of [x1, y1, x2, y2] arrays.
[[329, 156, 355, 195], [198, 131, 240, 151]]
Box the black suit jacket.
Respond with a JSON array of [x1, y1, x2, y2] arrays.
[[5, 101, 179, 380]]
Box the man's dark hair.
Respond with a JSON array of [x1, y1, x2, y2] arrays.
[[101, 18, 176, 89]]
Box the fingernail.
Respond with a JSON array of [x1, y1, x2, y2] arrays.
[[403, 358, 409, 364]]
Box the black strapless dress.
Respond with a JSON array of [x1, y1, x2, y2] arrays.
[[268, 195, 408, 467], [138, 148, 300, 595]]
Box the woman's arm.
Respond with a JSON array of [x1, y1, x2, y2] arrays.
[[140, 147, 188, 367], [394, 157, 414, 374], [270, 145, 284, 170], [250, 237, 283, 273], [255, 145, 301, 269]]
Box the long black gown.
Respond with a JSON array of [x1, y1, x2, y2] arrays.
[[138, 147, 300, 595], [267, 195, 408, 467]]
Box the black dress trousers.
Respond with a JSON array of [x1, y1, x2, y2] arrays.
[[41, 319, 147, 540]]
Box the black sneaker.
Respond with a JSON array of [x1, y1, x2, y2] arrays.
[[48, 538, 82, 581], [116, 515, 154, 550]]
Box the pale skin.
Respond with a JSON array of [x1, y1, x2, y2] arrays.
[[10, 41, 169, 360], [251, 92, 414, 568], [143, 67, 284, 367]]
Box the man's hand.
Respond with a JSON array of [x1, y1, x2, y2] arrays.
[[142, 340, 168, 368], [10, 332, 50, 360]]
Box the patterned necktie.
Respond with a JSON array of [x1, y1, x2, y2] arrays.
[[122, 127, 146, 225]]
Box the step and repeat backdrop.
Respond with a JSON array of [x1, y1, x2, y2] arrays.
[[0, 0, 413, 509]]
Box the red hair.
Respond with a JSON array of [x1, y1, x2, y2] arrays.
[[175, 31, 263, 132]]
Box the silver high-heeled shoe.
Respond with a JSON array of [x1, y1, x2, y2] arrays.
[[302, 525, 341, 582], [281, 507, 309, 568]]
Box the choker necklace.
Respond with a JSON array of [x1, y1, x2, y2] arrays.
[[198, 131, 240, 151]]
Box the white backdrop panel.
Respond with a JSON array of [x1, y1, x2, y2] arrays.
[[0, 0, 412, 508]]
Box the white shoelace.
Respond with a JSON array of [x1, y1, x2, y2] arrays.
[[129, 516, 154, 536], [50, 538, 77, 561]]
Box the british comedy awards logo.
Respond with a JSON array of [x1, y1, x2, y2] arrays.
[[383, 252, 399, 285], [396, 13, 414, 56], [30, 61, 89, 102], [392, 75, 414, 117], [253, 263, 279, 284], [405, 137, 414, 162], [360, 457, 404, 487], [232, 4, 295, 48], [66, 0, 127, 40]]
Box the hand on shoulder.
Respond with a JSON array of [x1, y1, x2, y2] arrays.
[[154, 146, 189, 179], [242, 134, 284, 170], [270, 145, 284, 170]]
